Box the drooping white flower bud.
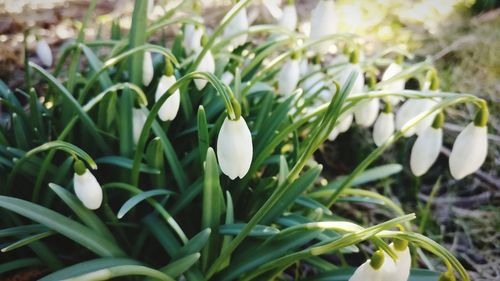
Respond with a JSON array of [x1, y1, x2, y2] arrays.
[[396, 99, 437, 137], [373, 112, 395, 147], [278, 58, 300, 96], [328, 127, 339, 141], [183, 24, 204, 54], [73, 161, 102, 210], [221, 71, 235, 86], [309, 0, 336, 54], [337, 112, 353, 133], [36, 39, 53, 67], [354, 98, 380, 128], [195, 50, 215, 90], [155, 75, 180, 121], [278, 4, 297, 31], [217, 117, 253, 179], [303, 64, 326, 96], [132, 108, 147, 145], [223, 7, 249, 48], [410, 112, 443, 177], [449, 122, 488, 179], [336, 63, 364, 96], [142, 51, 154, 86], [381, 63, 405, 105]]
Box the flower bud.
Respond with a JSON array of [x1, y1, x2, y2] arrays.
[[309, 0, 336, 54], [194, 50, 215, 90], [155, 75, 180, 121], [278, 58, 300, 96], [373, 112, 395, 147], [354, 98, 379, 128], [217, 117, 253, 179], [385, 242, 411, 281], [221, 71, 235, 86], [449, 122, 488, 179], [396, 99, 437, 137], [410, 126, 442, 176], [132, 108, 147, 145], [336, 63, 364, 96], [381, 62, 405, 105], [73, 161, 102, 210], [278, 4, 297, 31], [223, 7, 249, 48], [337, 112, 353, 133], [36, 39, 53, 67], [142, 51, 154, 86], [349, 250, 396, 281], [183, 24, 204, 54]]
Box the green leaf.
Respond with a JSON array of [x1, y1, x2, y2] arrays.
[[96, 156, 160, 174], [29, 62, 109, 152], [0, 258, 42, 275], [261, 165, 322, 224], [128, 0, 148, 86], [39, 258, 174, 281], [219, 224, 280, 237], [302, 268, 440, 281], [0, 224, 48, 238], [173, 228, 211, 259], [1, 230, 54, 252], [0, 196, 125, 257], [117, 189, 174, 219], [202, 147, 224, 270], [197, 106, 209, 166], [158, 253, 201, 279]]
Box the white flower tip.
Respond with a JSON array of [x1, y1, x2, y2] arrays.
[[449, 123, 488, 180], [217, 117, 253, 180], [36, 40, 53, 67], [74, 170, 103, 210]]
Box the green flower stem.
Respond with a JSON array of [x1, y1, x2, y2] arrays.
[[130, 72, 238, 186], [242, 214, 416, 280], [188, 0, 254, 72], [79, 44, 178, 102], [324, 95, 484, 208], [378, 231, 469, 281]]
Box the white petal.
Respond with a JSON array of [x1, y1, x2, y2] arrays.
[[183, 25, 203, 54], [382, 244, 411, 281], [395, 99, 420, 137], [381, 63, 405, 105], [278, 4, 297, 31], [310, 0, 336, 54], [142, 51, 154, 86], [410, 127, 442, 176], [224, 7, 249, 48], [262, 0, 282, 19], [337, 113, 353, 133], [328, 127, 339, 141], [354, 98, 379, 127], [303, 71, 325, 96], [278, 59, 300, 96], [156, 75, 180, 121], [195, 51, 215, 90], [74, 170, 103, 210], [132, 108, 147, 145], [36, 40, 53, 67], [217, 117, 253, 179], [373, 112, 395, 147], [449, 123, 488, 179], [221, 71, 235, 86], [336, 64, 364, 95], [415, 99, 439, 135], [349, 260, 380, 281]]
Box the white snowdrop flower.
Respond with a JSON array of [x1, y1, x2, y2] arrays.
[[183, 24, 204, 54], [155, 75, 180, 122], [36, 39, 53, 67], [349, 250, 396, 281], [224, 7, 249, 48], [449, 122, 488, 179], [383, 242, 412, 281], [396, 99, 436, 137], [217, 117, 253, 179], [278, 3, 297, 31], [309, 0, 336, 54], [328, 127, 339, 141], [147, 0, 154, 19], [354, 98, 379, 127], [373, 112, 395, 147], [278, 57, 300, 96], [195, 50, 215, 90], [73, 161, 102, 210], [381, 63, 405, 105], [337, 112, 353, 133], [221, 71, 235, 86], [303, 64, 325, 95], [142, 51, 154, 86], [336, 63, 364, 96], [132, 108, 147, 145], [410, 126, 442, 176], [299, 59, 309, 75]]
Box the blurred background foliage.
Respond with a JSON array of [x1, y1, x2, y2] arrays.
[[0, 0, 498, 280]]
